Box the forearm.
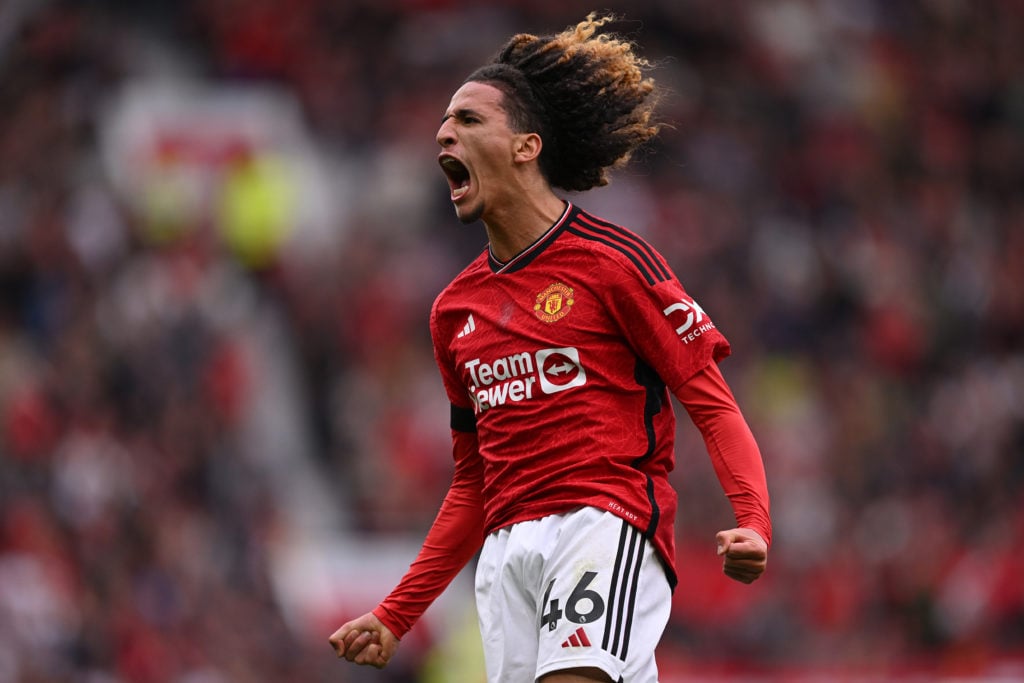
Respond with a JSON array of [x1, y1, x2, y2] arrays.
[[373, 430, 485, 638], [676, 364, 772, 546]]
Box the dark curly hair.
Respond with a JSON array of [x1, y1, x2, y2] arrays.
[[464, 13, 661, 192]]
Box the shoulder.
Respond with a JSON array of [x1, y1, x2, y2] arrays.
[[434, 249, 488, 301], [562, 206, 676, 288], [431, 249, 488, 324]]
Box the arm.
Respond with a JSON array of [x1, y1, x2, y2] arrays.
[[675, 363, 771, 583], [590, 243, 770, 579], [329, 428, 485, 667]]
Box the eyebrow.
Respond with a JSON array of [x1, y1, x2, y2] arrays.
[[441, 107, 482, 124]]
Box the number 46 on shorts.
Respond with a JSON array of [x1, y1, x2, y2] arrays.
[[540, 571, 606, 631]]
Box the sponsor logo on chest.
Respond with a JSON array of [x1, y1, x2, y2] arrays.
[[465, 346, 586, 413]]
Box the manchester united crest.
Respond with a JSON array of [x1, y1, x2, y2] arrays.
[[534, 283, 575, 323]]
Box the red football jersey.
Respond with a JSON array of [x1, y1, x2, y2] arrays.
[[430, 202, 732, 586]]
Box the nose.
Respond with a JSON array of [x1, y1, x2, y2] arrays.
[[436, 119, 456, 148]]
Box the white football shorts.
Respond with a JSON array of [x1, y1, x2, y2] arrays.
[[475, 506, 672, 682]]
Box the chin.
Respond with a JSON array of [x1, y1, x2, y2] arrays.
[[455, 202, 483, 225]]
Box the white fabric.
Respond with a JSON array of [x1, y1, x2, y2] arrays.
[[475, 506, 672, 682]]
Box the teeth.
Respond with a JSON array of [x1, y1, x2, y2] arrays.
[[452, 186, 469, 199]]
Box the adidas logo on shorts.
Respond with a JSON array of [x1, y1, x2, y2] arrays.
[[560, 626, 592, 648]]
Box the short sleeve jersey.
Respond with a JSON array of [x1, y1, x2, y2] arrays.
[[429, 203, 730, 586]]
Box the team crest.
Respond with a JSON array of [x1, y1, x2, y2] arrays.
[[534, 283, 574, 323]]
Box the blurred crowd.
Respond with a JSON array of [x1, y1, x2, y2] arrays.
[[0, 0, 1022, 681]]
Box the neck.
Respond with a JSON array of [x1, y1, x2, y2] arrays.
[[484, 189, 567, 263]]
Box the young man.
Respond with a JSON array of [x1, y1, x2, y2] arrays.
[[330, 14, 771, 683]]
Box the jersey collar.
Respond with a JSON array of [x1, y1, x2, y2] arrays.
[[488, 202, 577, 274]]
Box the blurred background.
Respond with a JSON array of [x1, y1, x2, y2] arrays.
[[0, 0, 1022, 681]]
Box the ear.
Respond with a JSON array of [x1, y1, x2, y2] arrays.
[[512, 132, 543, 164]]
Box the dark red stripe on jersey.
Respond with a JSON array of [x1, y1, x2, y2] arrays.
[[633, 360, 666, 569], [568, 214, 672, 285], [450, 404, 477, 432], [578, 212, 673, 282], [632, 360, 666, 468], [567, 225, 657, 285], [643, 476, 661, 562]]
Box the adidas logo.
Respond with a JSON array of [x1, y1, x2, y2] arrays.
[[457, 314, 476, 338], [560, 627, 591, 648]]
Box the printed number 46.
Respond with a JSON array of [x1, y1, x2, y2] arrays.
[[540, 571, 606, 631]]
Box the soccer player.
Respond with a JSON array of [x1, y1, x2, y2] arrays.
[[329, 13, 771, 683]]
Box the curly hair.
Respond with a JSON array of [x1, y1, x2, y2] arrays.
[[464, 12, 661, 192]]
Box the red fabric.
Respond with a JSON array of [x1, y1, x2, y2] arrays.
[[373, 429, 485, 639], [675, 362, 772, 547], [428, 203, 730, 586], [374, 203, 769, 638]]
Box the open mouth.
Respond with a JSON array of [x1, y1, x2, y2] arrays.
[[439, 155, 471, 200]]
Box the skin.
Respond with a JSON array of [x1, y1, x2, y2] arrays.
[[329, 612, 396, 669], [716, 528, 769, 584], [328, 524, 768, 674], [328, 79, 770, 678], [435, 81, 566, 262]]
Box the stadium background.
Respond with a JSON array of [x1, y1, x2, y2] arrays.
[[0, 0, 1022, 681]]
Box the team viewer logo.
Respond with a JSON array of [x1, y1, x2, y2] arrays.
[[465, 346, 587, 413], [536, 347, 586, 394], [534, 283, 574, 323]]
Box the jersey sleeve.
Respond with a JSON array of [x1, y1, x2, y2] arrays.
[[373, 427, 485, 638], [600, 253, 730, 391], [430, 294, 474, 410], [372, 297, 486, 638], [675, 363, 772, 546], [597, 243, 770, 543]]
